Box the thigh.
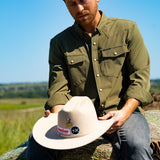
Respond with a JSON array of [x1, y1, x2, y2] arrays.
[[119, 111, 151, 147], [104, 111, 153, 160], [117, 111, 153, 160], [26, 133, 59, 160]]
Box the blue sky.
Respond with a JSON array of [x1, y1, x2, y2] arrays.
[[0, 0, 160, 83]]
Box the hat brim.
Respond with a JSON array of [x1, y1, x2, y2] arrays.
[[32, 113, 115, 150]]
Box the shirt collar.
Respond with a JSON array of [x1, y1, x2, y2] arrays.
[[72, 11, 110, 39], [96, 11, 110, 38], [72, 21, 90, 40]]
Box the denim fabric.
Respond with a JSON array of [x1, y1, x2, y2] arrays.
[[104, 111, 153, 160], [25, 133, 59, 160]]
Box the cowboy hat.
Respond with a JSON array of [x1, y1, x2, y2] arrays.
[[32, 96, 115, 150]]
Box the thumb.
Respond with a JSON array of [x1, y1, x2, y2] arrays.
[[45, 110, 51, 117], [98, 111, 115, 120]]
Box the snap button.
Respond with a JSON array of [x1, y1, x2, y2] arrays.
[[99, 88, 103, 92], [96, 74, 100, 77], [114, 52, 117, 55], [101, 104, 104, 107], [70, 60, 74, 63], [93, 42, 96, 45], [93, 58, 97, 62]]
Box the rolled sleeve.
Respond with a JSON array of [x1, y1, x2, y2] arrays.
[[45, 92, 72, 111], [124, 85, 153, 106], [124, 22, 153, 106], [44, 38, 72, 111]]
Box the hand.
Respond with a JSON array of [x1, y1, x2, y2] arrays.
[[44, 105, 64, 117], [45, 110, 51, 117], [98, 110, 128, 134], [98, 98, 140, 134]]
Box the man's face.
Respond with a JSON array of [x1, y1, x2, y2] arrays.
[[65, 0, 99, 26]]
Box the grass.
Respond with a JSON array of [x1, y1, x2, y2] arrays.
[[0, 98, 45, 156], [0, 98, 46, 110], [0, 103, 43, 110]]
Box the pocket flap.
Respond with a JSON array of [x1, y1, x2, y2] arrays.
[[102, 45, 129, 58], [66, 54, 84, 65]]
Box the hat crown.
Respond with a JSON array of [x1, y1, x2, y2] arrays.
[[58, 96, 98, 137]]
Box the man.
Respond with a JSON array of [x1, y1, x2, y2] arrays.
[[26, 0, 153, 159]]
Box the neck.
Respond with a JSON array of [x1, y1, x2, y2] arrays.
[[81, 10, 101, 37]]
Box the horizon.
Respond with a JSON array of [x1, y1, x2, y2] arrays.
[[0, 79, 160, 85]]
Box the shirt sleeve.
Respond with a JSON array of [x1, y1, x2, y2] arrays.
[[124, 22, 153, 106], [44, 38, 72, 111]]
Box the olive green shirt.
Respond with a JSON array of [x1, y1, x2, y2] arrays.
[[45, 12, 153, 115]]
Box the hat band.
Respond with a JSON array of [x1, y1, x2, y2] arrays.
[[57, 126, 71, 135], [57, 125, 80, 137]]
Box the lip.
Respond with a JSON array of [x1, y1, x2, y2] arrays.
[[78, 14, 88, 19]]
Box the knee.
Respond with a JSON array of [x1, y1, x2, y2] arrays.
[[127, 139, 153, 156], [131, 140, 150, 151]]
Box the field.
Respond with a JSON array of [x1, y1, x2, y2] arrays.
[[0, 98, 46, 156]]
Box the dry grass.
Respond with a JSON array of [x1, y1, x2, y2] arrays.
[[0, 99, 45, 155]]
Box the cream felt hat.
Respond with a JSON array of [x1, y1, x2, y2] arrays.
[[32, 96, 115, 150]]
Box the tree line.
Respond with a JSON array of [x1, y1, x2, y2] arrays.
[[0, 82, 48, 98], [0, 80, 160, 99]]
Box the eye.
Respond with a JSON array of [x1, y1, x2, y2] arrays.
[[67, 1, 77, 7], [80, 0, 87, 4]]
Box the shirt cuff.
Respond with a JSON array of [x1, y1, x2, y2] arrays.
[[124, 85, 153, 107], [44, 93, 72, 111]]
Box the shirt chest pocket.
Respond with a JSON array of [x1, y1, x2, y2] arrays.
[[66, 54, 84, 65], [100, 45, 129, 77], [65, 52, 87, 86]]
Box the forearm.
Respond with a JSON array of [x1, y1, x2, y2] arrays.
[[121, 98, 140, 120], [51, 105, 64, 113]]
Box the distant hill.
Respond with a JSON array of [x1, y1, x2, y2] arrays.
[[150, 79, 160, 92], [0, 82, 48, 98], [0, 79, 159, 98]]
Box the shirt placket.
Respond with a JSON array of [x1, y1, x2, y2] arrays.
[[91, 35, 105, 112]]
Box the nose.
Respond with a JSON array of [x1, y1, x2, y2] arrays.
[[77, 3, 84, 12]]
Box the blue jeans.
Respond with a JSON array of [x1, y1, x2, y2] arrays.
[[104, 111, 153, 160], [26, 111, 153, 160]]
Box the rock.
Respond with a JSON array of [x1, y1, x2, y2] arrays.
[[58, 138, 115, 160], [145, 110, 160, 141]]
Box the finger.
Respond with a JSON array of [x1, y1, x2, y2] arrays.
[[106, 126, 119, 134], [45, 110, 51, 117], [106, 127, 115, 134], [98, 111, 114, 120]]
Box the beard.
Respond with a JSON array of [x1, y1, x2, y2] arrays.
[[75, 6, 98, 26]]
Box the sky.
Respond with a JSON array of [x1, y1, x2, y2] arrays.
[[0, 0, 160, 83]]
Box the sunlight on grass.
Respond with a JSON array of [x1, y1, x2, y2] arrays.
[[0, 107, 44, 155], [0, 98, 46, 110], [0, 103, 43, 110]]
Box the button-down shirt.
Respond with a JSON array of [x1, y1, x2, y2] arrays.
[[45, 12, 153, 115]]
